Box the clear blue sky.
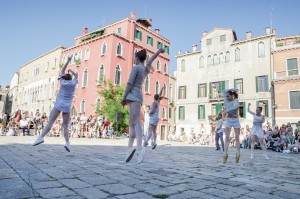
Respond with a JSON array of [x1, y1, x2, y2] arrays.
[[1, 0, 300, 87]]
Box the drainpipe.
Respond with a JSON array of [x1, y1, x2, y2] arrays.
[[270, 36, 276, 127]]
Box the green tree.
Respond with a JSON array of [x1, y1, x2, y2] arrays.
[[96, 80, 129, 136]]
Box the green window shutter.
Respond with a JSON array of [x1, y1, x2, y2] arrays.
[[216, 103, 222, 115], [243, 101, 246, 118], [256, 101, 259, 107], [198, 105, 200, 120], [203, 105, 206, 119], [139, 31, 142, 40], [197, 84, 200, 98], [205, 83, 207, 97], [183, 107, 185, 120], [256, 76, 258, 92], [265, 75, 269, 91], [209, 82, 212, 96], [234, 79, 236, 89], [265, 100, 269, 117], [184, 86, 186, 99], [134, 29, 137, 38], [178, 87, 180, 99]]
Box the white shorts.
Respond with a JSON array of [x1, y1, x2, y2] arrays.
[[225, 118, 241, 129]]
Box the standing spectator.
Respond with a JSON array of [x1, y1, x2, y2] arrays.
[[14, 110, 22, 124], [215, 113, 224, 151], [19, 115, 28, 136]]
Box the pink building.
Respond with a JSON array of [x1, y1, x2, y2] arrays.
[[60, 12, 170, 140]]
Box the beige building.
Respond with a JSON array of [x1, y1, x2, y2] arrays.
[[15, 47, 65, 116], [0, 86, 9, 115], [9, 72, 19, 115], [273, 35, 300, 125], [175, 28, 275, 136]]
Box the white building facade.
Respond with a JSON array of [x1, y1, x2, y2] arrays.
[[175, 28, 275, 136], [15, 47, 65, 116]]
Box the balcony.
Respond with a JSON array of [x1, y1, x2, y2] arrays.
[[274, 70, 300, 81], [209, 93, 224, 102]]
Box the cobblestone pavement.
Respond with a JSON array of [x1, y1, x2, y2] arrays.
[[0, 136, 299, 199]]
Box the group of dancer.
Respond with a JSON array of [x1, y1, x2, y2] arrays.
[[32, 47, 269, 164]]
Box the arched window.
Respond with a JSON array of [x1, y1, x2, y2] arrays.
[[80, 99, 85, 113], [98, 65, 104, 84], [96, 98, 101, 111], [199, 56, 204, 68], [50, 82, 54, 99], [116, 42, 122, 56], [85, 48, 90, 60], [258, 42, 265, 58], [164, 64, 168, 74], [235, 48, 240, 62], [219, 53, 224, 64], [145, 76, 150, 93], [162, 108, 166, 119], [163, 83, 167, 97], [213, 54, 218, 65], [82, 69, 88, 87], [115, 65, 121, 85], [155, 81, 160, 94], [181, 59, 185, 72], [78, 50, 82, 60], [225, 51, 230, 63], [101, 42, 107, 55], [156, 60, 161, 71], [207, 55, 212, 66]]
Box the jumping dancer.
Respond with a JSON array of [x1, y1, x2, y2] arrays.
[[33, 56, 77, 152], [248, 103, 269, 159], [143, 87, 165, 149], [121, 48, 164, 164], [223, 88, 241, 164]]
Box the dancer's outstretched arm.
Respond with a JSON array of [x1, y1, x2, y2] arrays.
[[247, 103, 255, 115], [61, 56, 73, 74], [158, 86, 165, 100], [145, 48, 165, 75]]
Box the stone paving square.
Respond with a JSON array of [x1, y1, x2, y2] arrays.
[[0, 136, 300, 199]]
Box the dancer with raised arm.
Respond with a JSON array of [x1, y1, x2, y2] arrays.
[[143, 86, 165, 150], [248, 103, 269, 160], [223, 89, 241, 164], [121, 48, 164, 164], [33, 56, 78, 152]]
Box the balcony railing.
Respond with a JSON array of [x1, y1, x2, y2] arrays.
[[274, 70, 300, 80], [209, 93, 224, 101]]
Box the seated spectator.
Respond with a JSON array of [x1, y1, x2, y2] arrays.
[[19, 116, 28, 136], [286, 129, 295, 149], [270, 130, 280, 149]]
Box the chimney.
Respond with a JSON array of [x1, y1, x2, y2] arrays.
[[155, 28, 160, 34], [192, 44, 197, 52], [178, 50, 181, 55], [130, 12, 136, 19], [266, 27, 271, 34], [272, 29, 276, 35], [246, 31, 252, 40], [82, 27, 88, 35], [202, 31, 207, 37]]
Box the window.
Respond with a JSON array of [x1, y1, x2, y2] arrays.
[[225, 51, 230, 63], [213, 54, 218, 65], [145, 76, 150, 93], [98, 65, 104, 84], [238, 102, 246, 118], [115, 65, 121, 85], [85, 48, 90, 60], [164, 45, 169, 54], [219, 53, 224, 64], [235, 78, 243, 94], [207, 38, 212, 45], [207, 55, 212, 66], [157, 41, 163, 49], [290, 91, 300, 109], [181, 59, 185, 72], [179, 106, 185, 120], [169, 107, 172, 119], [235, 48, 240, 62], [156, 60, 161, 71], [198, 105, 205, 120], [147, 36, 153, 46], [116, 42, 122, 56], [198, 83, 207, 97], [164, 64, 168, 74], [135, 29, 142, 40], [117, 27, 121, 35], [82, 69, 88, 87], [220, 35, 226, 42], [162, 108, 166, 119], [54, 58, 57, 68], [287, 58, 299, 76], [80, 99, 85, 113], [163, 84, 167, 97], [101, 42, 107, 55], [155, 81, 160, 94], [46, 61, 49, 72], [257, 100, 269, 117], [256, 75, 268, 92], [96, 98, 101, 111], [258, 42, 265, 58], [178, 86, 186, 99], [199, 56, 204, 68]]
